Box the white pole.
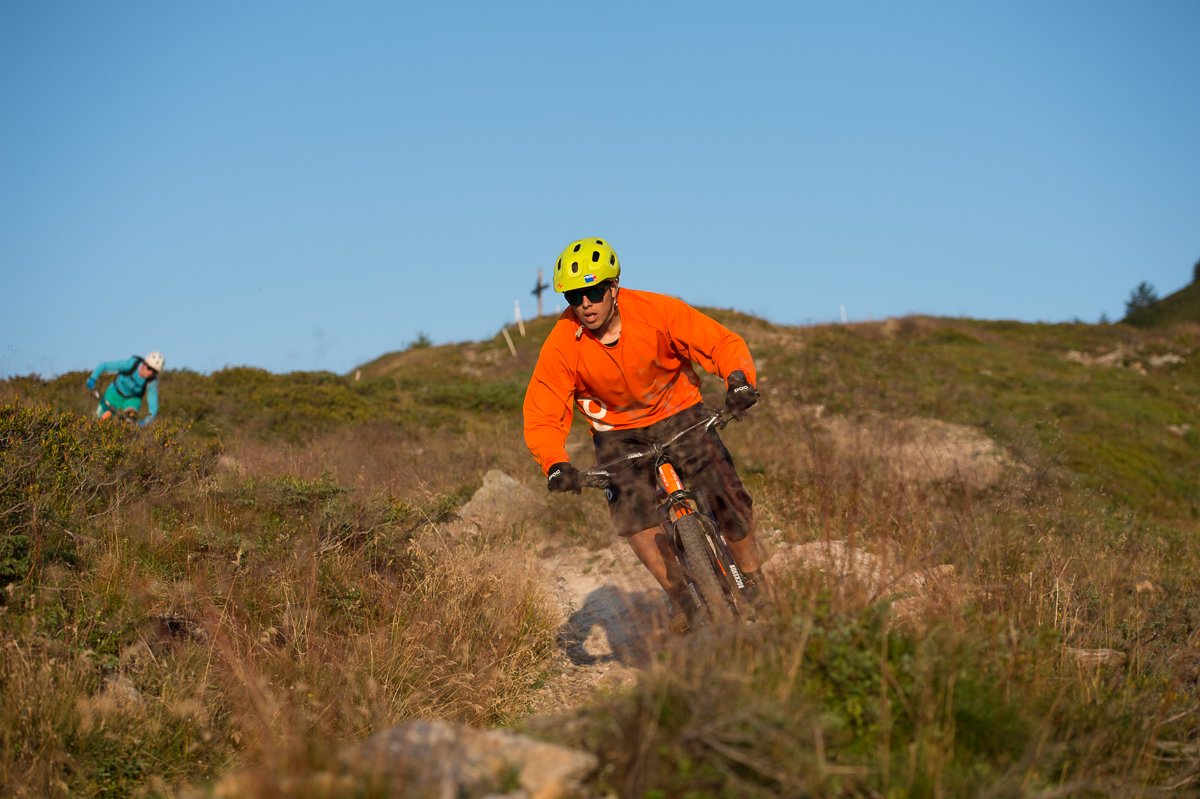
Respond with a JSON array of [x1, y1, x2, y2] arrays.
[[840, 304, 847, 324], [502, 327, 517, 357], [514, 300, 526, 336]]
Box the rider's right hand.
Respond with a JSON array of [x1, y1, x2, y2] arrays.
[[86, 378, 96, 391], [725, 370, 760, 418], [547, 462, 583, 495]]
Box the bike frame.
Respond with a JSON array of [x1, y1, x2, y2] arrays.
[[583, 408, 752, 617]]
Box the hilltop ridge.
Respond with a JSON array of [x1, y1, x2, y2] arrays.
[[1125, 276, 1200, 329], [353, 308, 1200, 518], [6, 310, 1200, 516]]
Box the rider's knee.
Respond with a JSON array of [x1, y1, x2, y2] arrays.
[[723, 520, 752, 543]]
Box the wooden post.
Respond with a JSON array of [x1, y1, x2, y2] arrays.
[[531, 269, 550, 317]]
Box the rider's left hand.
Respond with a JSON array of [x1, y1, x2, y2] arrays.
[[725, 370, 760, 418], [86, 378, 96, 391]]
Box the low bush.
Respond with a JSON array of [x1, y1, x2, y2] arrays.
[[0, 403, 215, 589], [0, 403, 558, 798]]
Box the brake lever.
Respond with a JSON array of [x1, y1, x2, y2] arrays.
[[582, 471, 611, 489]]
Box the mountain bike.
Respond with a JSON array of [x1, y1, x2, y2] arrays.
[[91, 388, 140, 424], [580, 406, 754, 625]]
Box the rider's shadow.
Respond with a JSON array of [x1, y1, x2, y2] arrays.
[[557, 585, 669, 669]]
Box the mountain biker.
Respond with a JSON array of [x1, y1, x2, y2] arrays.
[[523, 238, 765, 633], [86, 351, 164, 426]]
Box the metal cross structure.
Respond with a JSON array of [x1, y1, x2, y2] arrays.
[[531, 269, 550, 317]]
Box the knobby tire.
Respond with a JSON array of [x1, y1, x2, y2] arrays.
[[675, 514, 733, 624]]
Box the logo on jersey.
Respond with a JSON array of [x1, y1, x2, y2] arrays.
[[578, 397, 613, 432]]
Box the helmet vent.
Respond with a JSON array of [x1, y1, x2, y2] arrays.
[[591, 250, 600, 263], [571, 262, 579, 273], [556, 259, 562, 271], [573, 244, 581, 252], [596, 239, 604, 244], [610, 255, 616, 265]]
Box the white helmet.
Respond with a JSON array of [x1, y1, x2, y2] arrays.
[[144, 351, 165, 372]]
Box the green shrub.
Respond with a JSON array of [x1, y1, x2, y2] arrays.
[[0, 404, 215, 590]]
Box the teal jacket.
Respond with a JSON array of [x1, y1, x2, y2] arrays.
[[89, 357, 159, 420]]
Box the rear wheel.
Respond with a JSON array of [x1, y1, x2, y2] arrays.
[[675, 514, 733, 624]]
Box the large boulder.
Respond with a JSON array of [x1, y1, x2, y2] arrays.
[[341, 719, 598, 799], [457, 470, 547, 530], [211, 719, 599, 798]]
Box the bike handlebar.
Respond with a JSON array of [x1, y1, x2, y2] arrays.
[[580, 406, 736, 489]]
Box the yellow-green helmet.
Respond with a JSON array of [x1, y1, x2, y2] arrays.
[[554, 238, 620, 293]]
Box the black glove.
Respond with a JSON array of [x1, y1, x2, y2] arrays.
[[547, 462, 582, 494], [724, 370, 760, 418]]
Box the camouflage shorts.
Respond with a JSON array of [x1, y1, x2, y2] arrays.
[[591, 404, 754, 540]]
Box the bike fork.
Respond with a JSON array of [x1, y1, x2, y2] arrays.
[[656, 460, 747, 614]]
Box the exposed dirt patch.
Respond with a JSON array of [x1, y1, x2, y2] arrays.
[[772, 405, 1013, 491], [527, 541, 667, 714], [766, 538, 966, 624], [825, 415, 1009, 489]]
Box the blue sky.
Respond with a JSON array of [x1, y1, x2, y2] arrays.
[[2, 1, 1198, 377]]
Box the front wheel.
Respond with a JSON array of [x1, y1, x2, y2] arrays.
[[674, 514, 733, 624]]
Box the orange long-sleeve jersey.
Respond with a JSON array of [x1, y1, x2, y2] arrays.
[[523, 288, 757, 474]]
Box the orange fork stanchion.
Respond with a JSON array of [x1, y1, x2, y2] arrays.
[[657, 462, 692, 519], [658, 461, 734, 585]]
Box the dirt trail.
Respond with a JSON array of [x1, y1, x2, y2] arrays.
[[528, 542, 668, 712], [525, 531, 971, 714], [526, 533, 806, 714]]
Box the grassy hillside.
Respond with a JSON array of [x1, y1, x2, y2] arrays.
[[10, 311, 1199, 518], [4, 311, 1200, 797], [1125, 278, 1200, 329]]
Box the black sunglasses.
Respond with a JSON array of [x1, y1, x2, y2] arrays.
[[564, 281, 613, 307]]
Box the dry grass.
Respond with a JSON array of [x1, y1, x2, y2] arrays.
[[221, 419, 543, 498], [6, 312, 1200, 796], [0, 406, 562, 798], [527, 396, 1200, 796]]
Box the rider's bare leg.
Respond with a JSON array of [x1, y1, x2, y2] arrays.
[[729, 528, 771, 611], [626, 526, 682, 591], [727, 531, 762, 574]]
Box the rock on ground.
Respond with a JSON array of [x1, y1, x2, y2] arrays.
[[341, 720, 599, 799], [457, 469, 547, 530], [213, 720, 599, 799]]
